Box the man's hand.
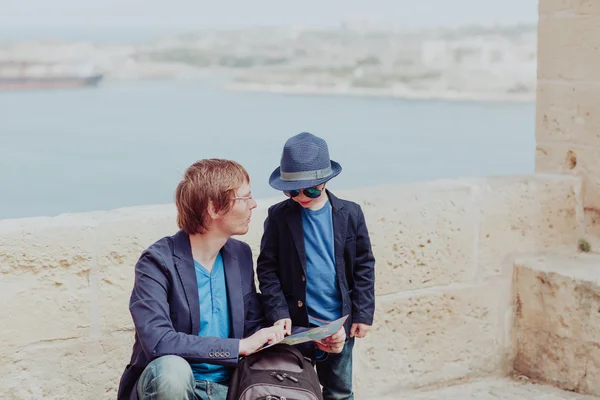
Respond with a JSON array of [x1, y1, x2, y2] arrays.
[[349, 323, 370, 338], [274, 318, 292, 335], [239, 325, 285, 356], [315, 326, 346, 354]]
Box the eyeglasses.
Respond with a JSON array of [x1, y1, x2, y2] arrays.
[[232, 195, 254, 202], [283, 187, 322, 199]]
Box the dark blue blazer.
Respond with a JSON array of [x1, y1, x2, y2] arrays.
[[117, 230, 265, 400], [256, 190, 375, 336]]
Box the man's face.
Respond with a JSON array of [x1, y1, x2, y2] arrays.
[[216, 182, 257, 236]]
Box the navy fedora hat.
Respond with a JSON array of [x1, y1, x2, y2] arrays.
[[269, 132, 342, 191]]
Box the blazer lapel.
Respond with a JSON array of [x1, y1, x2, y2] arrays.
[[172, 230, 201, 335], [285, 201, 307, 273], [329, 192, 349, 275], [222, 241, 244, 339]]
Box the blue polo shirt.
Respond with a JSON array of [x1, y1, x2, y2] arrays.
[[190, 253, 232, 382]]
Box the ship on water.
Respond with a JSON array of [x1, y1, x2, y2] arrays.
[[0, 61, 104, 91]]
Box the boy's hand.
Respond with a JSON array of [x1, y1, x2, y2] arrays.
[[350, 323, 370, 338], [274, 318, 292, 335], [315, 326, 346, 354], [239, 325, 286, 356]]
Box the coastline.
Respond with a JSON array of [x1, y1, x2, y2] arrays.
[[225, 82, 536, 103]]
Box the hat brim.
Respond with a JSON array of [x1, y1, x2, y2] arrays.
[[269, 161, 342, 191]]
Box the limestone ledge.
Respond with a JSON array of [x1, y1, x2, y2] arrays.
[[0, 174, 585, 398], [353, 279, 511, 398], [0, 175, 582, 340], [513, 254, 600, 396]]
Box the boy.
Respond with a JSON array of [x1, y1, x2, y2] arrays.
[[257, 132, 376, 400]]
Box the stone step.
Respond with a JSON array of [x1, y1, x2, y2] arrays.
[[513, 253, 600, 397], [377, 378, 600, 399]]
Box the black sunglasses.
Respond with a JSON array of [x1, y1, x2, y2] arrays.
[[283, 187, 322, 199]]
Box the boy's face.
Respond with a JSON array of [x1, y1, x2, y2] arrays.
[[289, 183, 328, 210]]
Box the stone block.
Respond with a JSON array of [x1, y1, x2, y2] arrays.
[[341, 182, 476, 294], [538, 15, 600, 81], [475, 176, 582, 277], [539, 0, 600, 16], [0, 216, 97, 347], [376, 378, 600, 400], [536, 142, 600, 239], [95, 205, 177, 333], [513, 254, 600, 396], [536, 81, 600, 146], [514, 329, 588, 392], [353, 280, 509, 397], [1, 333, 133, 400], [514, 265, 584, 339], [515, 255, 600, 340], [535, 143, 600, 206]]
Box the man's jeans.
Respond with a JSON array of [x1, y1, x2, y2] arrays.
[[137, 355, 228, 400], [315, 337, 355, 400]]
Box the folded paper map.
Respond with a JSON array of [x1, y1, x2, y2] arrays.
[[260, 315, 349, 351]]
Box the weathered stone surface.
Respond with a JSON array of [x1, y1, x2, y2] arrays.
[[0, 217, 97, 347], [513, 255, 600, 396], [514, 266, 583, 339], [536, 143, 600, 205], [583, 344, 600, 396], [0, 215, 96, 276], [1, 333, 133, 400], [338, 182, 476, 294], [353, 280, 509, 397], [474, 176, 582, 278], [536, 82, 600, 146], [536, 2, 600, 246], [539, 0, 600, 16], [515, 255, 600, 339], [514, 329, 589, 391], [0, 274, 91, 349], [379, 378, 600, 400], [536, 143, 600, 243], [95, 205, 177, 333], [538, 14, 600, 81]]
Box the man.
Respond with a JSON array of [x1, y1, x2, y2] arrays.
[[257, 132, 376, 400], [117, 159, 285, 400]]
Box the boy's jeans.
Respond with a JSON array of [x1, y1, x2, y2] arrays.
[[137, 355, 228, 400], [316, 337, 355, 400]]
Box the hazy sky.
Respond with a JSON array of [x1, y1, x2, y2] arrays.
[[4, 0, 538, 29]]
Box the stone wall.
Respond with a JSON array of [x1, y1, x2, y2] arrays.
[[535, 0, 600, 247], [512, 254, 600, 396], [0, 175, 583, 399]]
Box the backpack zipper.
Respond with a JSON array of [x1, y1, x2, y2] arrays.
[[270, 372, 284, 382], [282, 373, 298, 383], [259, 396, 288, 400], [270, 371, 299, 383]]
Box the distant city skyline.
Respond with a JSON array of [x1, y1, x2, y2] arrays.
[[3, 0, 537, 29]]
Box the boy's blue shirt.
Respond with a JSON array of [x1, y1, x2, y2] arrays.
[[301, 200, 343, 325]]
